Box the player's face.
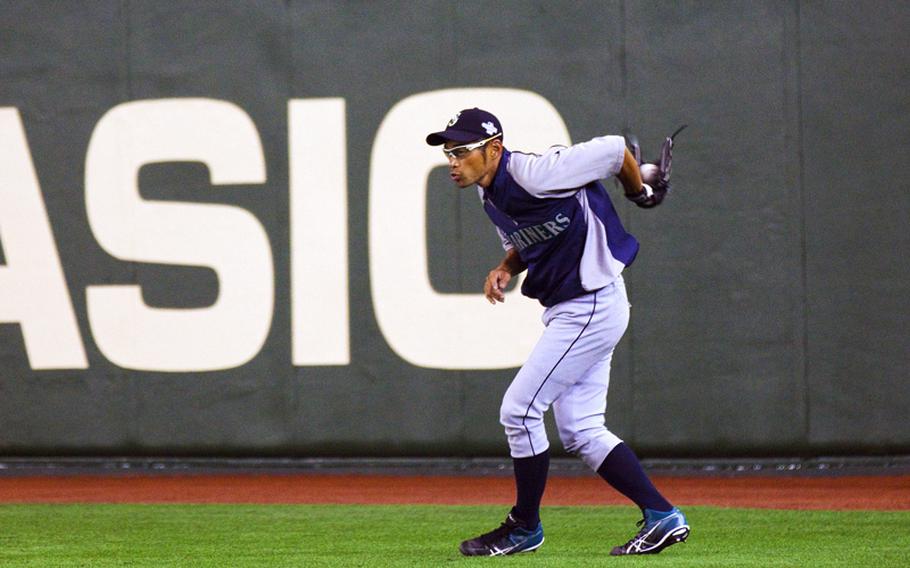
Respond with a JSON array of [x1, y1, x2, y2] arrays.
[[444, 137, 502, 188]]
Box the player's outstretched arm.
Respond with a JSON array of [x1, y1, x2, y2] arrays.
[[508, 135, 626, 196], [484, 249, 527, 305]]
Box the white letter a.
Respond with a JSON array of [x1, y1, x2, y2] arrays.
[[0, 108, 88, 369]]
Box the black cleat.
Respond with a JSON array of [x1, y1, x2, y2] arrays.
[[459, 513, 545, 556]]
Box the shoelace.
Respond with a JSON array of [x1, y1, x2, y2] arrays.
[[619, 518, 653, 551], [479, 519, 520, 544]]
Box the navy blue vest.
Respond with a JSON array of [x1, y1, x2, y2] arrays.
[[481, 150, 639, 307]]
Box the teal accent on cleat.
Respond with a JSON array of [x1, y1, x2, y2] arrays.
[[459, 513, 545, 556], [610, 507, 690, 556]]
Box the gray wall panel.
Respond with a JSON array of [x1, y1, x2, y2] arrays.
[[0, 1, 133, 451], [800, 1, 910, 450], [0, 1, 907, 457], [622, 1, 807, 452]]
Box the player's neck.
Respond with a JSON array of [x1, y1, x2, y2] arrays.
[[477, 153, 502, 189]]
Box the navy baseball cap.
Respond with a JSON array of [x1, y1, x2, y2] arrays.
[[426, 108, 503, 146]]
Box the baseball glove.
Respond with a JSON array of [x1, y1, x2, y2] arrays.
[[625, 124, 687, 208]]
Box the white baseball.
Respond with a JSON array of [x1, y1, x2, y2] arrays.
[[640, 163, 660, 185]]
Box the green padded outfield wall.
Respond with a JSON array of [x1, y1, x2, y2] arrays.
[[1, 1, 908, 457]]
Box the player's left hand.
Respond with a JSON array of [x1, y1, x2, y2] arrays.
[[627, 172, 668, 209]]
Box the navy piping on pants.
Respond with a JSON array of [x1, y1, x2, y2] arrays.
[[520, 290, 599, 455]]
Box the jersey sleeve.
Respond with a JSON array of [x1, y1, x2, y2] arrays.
[[507, 135, 626, 197], [477, 186, 514, 251]]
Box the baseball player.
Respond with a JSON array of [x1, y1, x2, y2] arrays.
[[426, 108, 689, 557]]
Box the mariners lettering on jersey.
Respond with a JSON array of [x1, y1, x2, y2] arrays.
[[507, 213, 570, 252], [479, 146, 639, 307]]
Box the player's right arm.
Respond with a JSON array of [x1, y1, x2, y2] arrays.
[[616, 147, 646, 197], [484, 248, 527, 305]]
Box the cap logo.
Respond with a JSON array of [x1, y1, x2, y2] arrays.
[[447, 112, 461, 127], [482, 121, 498, 135]]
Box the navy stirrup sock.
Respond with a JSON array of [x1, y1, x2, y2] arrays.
[[512, 449, 550, 527], [597, 443, 672, 513]]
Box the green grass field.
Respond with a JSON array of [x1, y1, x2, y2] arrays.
[[1, 504, 908, 567]]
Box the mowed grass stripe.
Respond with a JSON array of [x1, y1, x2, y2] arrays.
[[1, 504, 908, 567]]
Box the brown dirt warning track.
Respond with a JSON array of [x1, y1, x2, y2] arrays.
[[1, 474, 908, 510]]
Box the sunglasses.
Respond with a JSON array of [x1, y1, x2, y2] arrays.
[[443, 133, 502, 160]]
